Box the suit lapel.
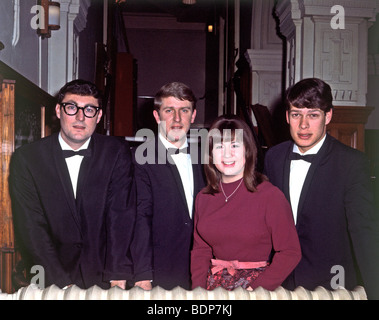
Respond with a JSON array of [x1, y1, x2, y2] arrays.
[[76, 137, 94, 208], [169, 161, 189, 216], [282, 144, 292, 202], [52, 135, 82, 232], [296, 135, 332, 219], [156, 138, 191, 219]]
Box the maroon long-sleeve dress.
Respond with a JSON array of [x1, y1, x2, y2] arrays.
[[191, 179, 301, 291]]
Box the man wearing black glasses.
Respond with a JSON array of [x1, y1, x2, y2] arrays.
[[9, 79, 136, 290]]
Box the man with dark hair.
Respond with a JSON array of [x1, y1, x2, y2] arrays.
[[131, 82, 205, 290], [9, 79, 136, 289], [264, 78, 379, 299]]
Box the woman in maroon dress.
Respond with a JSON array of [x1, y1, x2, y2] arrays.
[[191, 115, 301, 291]]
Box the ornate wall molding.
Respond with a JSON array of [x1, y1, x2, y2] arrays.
[[275, 0, 379, 106], [11, 0, 20, 47], [245, 0, 283, 112], [245, 49, 282, 112]]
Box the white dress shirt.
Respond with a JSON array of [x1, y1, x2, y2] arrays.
[[159, 133, 194, 218], [58, 133, 91, 198], [289, 135, 326, 223]]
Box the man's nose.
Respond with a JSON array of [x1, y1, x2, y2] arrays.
[[299, 116, 309, 129], [173, 110, 181, 122], [75, 108, 85, 121]]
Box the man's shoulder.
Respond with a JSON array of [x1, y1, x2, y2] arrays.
[[14, 133, 57, 155], [266, 140, 292, 157], [322, 135, 363, 156], [10, 134, 59, 170], [92, 133, 131, 152], [325, 135, 367, 162], [131, 137, 156, 150], [131, 137, 160, 164], [93, 132, 126, 144]]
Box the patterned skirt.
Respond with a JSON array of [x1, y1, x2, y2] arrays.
[[206, 264, 268, 291]]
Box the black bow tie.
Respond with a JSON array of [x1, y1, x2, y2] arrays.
[[62, 149, 91, 158], [288, 152, 315, 163], [167, 148, 188, 156]]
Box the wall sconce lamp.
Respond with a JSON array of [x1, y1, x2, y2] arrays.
[[182, 0, 196, 4], [38, 0, 60, 38]]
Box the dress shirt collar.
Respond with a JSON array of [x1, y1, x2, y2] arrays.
[[158, 133, 188, 152], [292, 134, 326, 155], [58, 133, 91, 151]]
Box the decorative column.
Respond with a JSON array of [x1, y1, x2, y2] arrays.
[[47, 0, 90, 95], [245, 0, 283, 113]]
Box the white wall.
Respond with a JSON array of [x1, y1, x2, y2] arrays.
[[0, 0, 93, 97], [0, 0, 47, 89]]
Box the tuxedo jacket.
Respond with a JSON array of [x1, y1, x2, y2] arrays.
[[131, 137, 205, 290], [264, 134, 379, 299], [9, 133, 136, 289]]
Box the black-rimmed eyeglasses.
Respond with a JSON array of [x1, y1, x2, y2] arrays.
[[60, 102, 101, 118]]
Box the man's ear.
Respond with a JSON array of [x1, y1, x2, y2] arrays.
[[153, 110, 161, 124], [96, 109, 103, 124], [325, 109, 333, 125], [55, 104, 61, 119], [191, 109, 197, 124]]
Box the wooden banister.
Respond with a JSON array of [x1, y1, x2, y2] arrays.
[[0, 61, 56, 294]]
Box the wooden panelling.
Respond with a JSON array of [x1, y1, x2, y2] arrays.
[[327, 106, 374, 152], [0, 62, 56, 293], [113, 52, 136, 137], [0, 80, 15, 294]]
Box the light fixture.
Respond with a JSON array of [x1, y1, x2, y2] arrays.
[[38, 0, 60, 38], [182, 0, 196, 4], [48, 1, 60, 30]]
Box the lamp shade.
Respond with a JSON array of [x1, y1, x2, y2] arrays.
[[183, 0, 196, 4], [48, 1, 60, 30]]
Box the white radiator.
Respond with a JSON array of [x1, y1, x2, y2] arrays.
[[0, 285, 367, 300]]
